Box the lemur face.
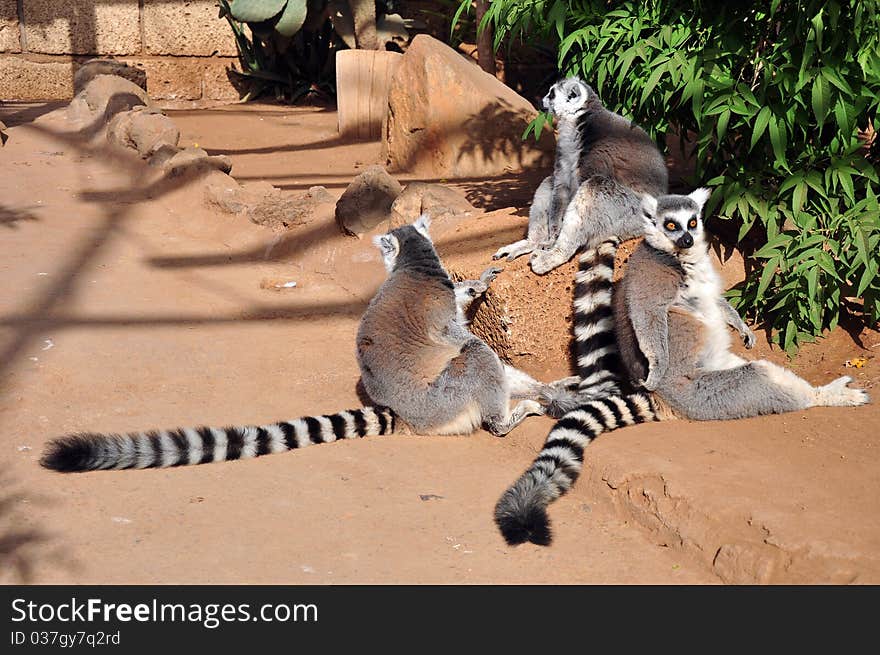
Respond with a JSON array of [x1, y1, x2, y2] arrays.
[[641, 188, 711, 255], [542, 77, 593, 117]]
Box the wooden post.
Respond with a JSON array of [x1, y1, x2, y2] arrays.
[[336, 50, 403, 141]]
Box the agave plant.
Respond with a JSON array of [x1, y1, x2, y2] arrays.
[[228, 0, 311, 37], [220, 0, 409, 101]]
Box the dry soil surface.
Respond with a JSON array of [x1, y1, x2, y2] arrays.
[[0, 102, 877, 584]]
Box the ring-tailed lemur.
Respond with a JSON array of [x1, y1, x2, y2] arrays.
[[493, 77, 668, 275], [41, 216, 561, 473], [495, 189, 870, 545]]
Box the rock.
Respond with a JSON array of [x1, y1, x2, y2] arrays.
[[74, 59, 147, 95], [165, 147, 232, 176], [388, 182, 475, 228], [306, 185, 335, 204], [430, 209, 578, 377], [248, 196, 316, 230], [147, 143, 181, 169], [381, 34, 554, 178], [107, 107, 180, 158], [129, 111, 180, 157], [205, 179, 334, 230], [79, 74, 151, 118], [67, 73, 152, 132], [335, 165, 403, 236]]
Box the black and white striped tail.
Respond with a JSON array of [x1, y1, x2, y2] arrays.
[[494, 392, 657, 546], [40, 407, 397, 473], [544, 238, 623, 417]]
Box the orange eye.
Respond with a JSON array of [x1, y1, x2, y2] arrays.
[[689, 219, 697, 228], [665, 222, 676, 231]]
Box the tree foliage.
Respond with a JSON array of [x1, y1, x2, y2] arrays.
[[458, 0, 880, 353]]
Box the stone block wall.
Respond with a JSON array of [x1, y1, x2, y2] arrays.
[[0, 0, 242, 105]]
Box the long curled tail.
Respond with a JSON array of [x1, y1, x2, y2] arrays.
[[544, 238, 624, 417], [495, 392, 658, 546], [40, 406, 397, 473]]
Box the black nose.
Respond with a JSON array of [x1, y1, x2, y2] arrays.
[[677, 233, 694, 249]]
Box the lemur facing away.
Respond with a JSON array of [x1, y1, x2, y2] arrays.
[[41, 216, 561, 473], [493, 77, 668, 274], [494, 189, 870, 546]]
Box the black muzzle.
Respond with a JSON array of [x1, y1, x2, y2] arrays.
[[676, 233, 694, 249]]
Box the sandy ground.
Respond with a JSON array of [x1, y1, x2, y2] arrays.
[[0, 101, 877, 584]]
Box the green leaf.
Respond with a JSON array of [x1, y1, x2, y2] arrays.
[[274, 0, 307, 36], [857, 259, 879, 297], [811, 74, 830, 125], [548, 0, 567, 40], [769, 116, 788, 165], [230, 0, 287, 22], [716, 108, 731, 141], [750, 106, 772, 150], [757, 255, 780, 298], [807, 265, 819, 300], [783, 319, 797, 355], [641, 63, 667, 106], [792, 182, 808, 213]]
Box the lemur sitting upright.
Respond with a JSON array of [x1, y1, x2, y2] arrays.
[[41, 216, 562, 473], [493, 77, 668, 274], [494, 189, 869, 546]]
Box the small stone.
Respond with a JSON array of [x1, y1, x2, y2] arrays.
[[335, 165, 403, 236], [388, 182, 474, 228], [165, 147, 232, 176]]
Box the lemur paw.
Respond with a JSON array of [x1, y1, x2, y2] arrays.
[[548, 375, 581, 390], [742, 327, 756, 349], [479, 266, 503, 286], [816, 376, 870, 407], [493, 241, 532, 261], [529, 249, 561, 275]]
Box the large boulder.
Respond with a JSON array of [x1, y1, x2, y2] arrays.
[[381, 34, 554, 179], [335, 165, 403, 236]]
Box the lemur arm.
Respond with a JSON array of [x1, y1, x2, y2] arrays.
[[718, 297, 756, 349], [493, 176, 553, 261], [629, 297, 672, 391], [546, 178, 573, 244]]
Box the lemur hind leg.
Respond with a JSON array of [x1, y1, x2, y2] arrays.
[[485, 399, 545, 437], [529, 176, 643, 275], [493, 176, 553, 261], [429, 340, 544, 437], [503, 365, 578, 400], [664, 360, 869, 421]]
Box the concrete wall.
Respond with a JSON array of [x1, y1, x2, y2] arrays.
[[0, 0, 241, 105]]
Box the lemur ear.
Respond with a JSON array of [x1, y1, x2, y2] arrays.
[[688, 187, 711, 212], [412, 213, 431, 239], [641, 194, 659, 232], [372, 233, 400, 271]]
